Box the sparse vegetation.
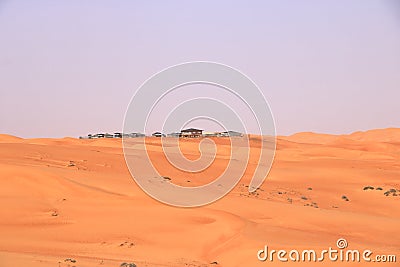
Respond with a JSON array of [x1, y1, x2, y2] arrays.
[[67, 161, 76, 167], [384, 188, 399, 196], [363, 186, 374, 190], [341, 195, 349, 201], [120, 263, 137, 267], [119, 241, 135, 248], [303, 201, 318, 208]]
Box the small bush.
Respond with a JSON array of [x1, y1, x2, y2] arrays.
[[384, 189, 398, 196], [65, 258, 76, 263], [341, 195, 349, 201], [67, 161, 76, 167]]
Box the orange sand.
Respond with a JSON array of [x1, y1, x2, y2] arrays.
[[0, 129, 399, 267]]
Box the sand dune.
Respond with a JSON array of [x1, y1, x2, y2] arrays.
[[0, 129, 399, 266], [0, 134, 23, 143], [348, 128, 400, 143]]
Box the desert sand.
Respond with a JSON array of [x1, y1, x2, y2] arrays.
[[0, 129, 399, 267]]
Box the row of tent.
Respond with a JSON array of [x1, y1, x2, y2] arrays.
[[79, 130, 243, 139], [152, 130, 243, 138], [79, 132, 145, 139]]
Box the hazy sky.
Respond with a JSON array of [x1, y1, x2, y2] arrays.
[[1, 1, 399, 137]]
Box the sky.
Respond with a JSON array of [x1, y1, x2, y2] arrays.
[[0, 0, 399, 137]]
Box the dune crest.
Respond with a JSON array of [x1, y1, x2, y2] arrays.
[[0, 134, 23, 143]]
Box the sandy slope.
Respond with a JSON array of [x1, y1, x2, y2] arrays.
[[0, 129, 399, 267]]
